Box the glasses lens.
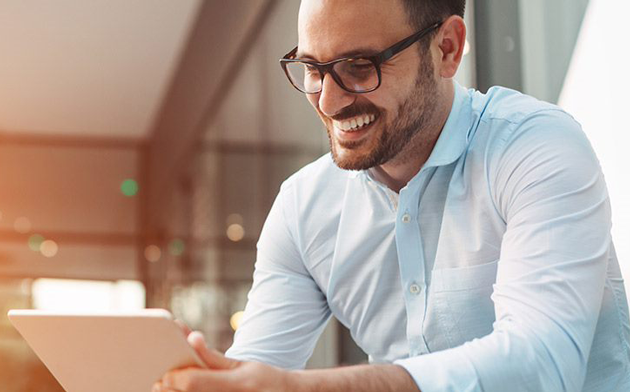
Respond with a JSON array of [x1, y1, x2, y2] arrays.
[[285, 62, 322, 93], [334, 59, 379, 93]]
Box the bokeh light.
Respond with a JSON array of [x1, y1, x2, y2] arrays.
[[40, 240, 59, 258], [28, 234, 45, 252], [230, 311, 244, 331], [226, 224, 245, 242], [144, 245, 161, 263], [14, 217, 32, 233], [120, 179, 139, 197], [168, 239, 186, 256]]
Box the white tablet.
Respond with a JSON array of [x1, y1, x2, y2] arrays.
[[8, 309, 206, 392]]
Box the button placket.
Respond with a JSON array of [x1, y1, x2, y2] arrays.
[[395, 176, 432, 355], [401, 213, 411, 223]]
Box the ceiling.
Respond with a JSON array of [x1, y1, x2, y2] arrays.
[[0, 0, 201, 139]]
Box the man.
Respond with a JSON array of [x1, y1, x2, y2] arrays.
[[154, 0, 630, 391]]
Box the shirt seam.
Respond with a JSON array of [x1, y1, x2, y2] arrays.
[[480, 107, 569, 126], [606, 276, 630, 366]]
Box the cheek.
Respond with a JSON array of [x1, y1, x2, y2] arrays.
[[363, 90, 397, 119]]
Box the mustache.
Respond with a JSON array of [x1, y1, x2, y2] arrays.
[[329, 102, 380, 121]]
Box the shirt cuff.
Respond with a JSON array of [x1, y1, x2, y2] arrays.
[[394, 348, 480, 392]]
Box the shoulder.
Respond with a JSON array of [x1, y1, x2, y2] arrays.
[[468, 86, 591, 160], [470, 88, 604, 219], [473, 85, 563, 125]]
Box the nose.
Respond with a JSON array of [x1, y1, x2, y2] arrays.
[[317, 73, 355, 117]]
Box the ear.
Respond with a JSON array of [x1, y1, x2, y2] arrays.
[[435, 15, 467, 79]]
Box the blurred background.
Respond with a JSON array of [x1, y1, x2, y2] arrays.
[[0, 0, 627, 390]]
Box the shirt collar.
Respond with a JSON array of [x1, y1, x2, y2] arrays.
[[422, 81, 473, 169], [347, 81, 473, 180]]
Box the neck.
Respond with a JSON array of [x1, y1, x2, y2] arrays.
[[369, 82, 455, 193]]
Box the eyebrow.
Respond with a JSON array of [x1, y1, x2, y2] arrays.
[[295, 47, 380, 61]]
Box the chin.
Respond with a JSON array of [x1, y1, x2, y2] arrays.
[[326, 123, 383, 171], [331, 146, 377, 171]]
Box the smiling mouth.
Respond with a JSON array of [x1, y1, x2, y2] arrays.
[[332, 114, 377, 132]]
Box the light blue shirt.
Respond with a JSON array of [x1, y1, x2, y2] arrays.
[[226, 82, 630, 391]]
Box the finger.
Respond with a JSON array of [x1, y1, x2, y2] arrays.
[[152, 380, 184, 392], [187, 331, 239, 369], [174, 319, 193, 338], [163, 368, 209, 391]]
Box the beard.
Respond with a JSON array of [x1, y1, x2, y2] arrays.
[[325, 54, 438, 171]]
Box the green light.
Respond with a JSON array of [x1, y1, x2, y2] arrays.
[[120, 179, 139, 197], [168, 239, 186, 256], [28, 234, 45, 252]]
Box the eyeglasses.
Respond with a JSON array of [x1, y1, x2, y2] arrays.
[[280, 21, 443, 94]]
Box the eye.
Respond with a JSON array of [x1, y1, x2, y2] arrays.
[[340, 59, 376, 79], [348, 59, 373, 69], [305, 64, 319, 74]]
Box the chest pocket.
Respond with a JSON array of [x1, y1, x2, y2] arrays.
[[423, 260, 498, 352]]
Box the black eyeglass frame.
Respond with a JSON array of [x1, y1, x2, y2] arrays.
[[279, 21, 444, 94]]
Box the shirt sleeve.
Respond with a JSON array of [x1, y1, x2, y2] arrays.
[[225, 180, 331, 369], [395, 110, 611, 392]]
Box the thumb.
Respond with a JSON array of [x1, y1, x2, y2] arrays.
[[187, 331, 240, 370]]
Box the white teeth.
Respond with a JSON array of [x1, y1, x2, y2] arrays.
[[334, 114, 377, 132]]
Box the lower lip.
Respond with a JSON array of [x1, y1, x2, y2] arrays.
[[334, 119, 377, 142]]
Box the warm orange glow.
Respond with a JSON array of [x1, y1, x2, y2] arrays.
[[40, 240, 59, 258], [230, 311, 244, 331], [14, 216, 32, 234], [144, 245, 161, 262], [226, 224, 245, 242]]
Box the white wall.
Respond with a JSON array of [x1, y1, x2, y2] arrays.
[[559, 0, 630, 297]]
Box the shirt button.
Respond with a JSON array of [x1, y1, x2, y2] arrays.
[[409, 283, 421, 295], [401, 213, 411, 223]]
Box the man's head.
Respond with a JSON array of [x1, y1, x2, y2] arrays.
[[400, 0, 466, 41], [295, 0, 466, 170]]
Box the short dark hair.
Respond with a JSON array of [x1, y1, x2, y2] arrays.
[[400, 0, 466, 30]]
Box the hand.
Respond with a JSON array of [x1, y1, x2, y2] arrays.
[[152, 331, 295, 392], [174, 319, 193, 338]]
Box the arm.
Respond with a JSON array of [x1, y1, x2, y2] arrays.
[[224, 180, 331, 368], [154, 324, 420, 392], [292, 364, 419, 392], [395, 111, 611, 391]]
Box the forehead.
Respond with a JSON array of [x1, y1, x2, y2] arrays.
[[297, 0, 413, 61]]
